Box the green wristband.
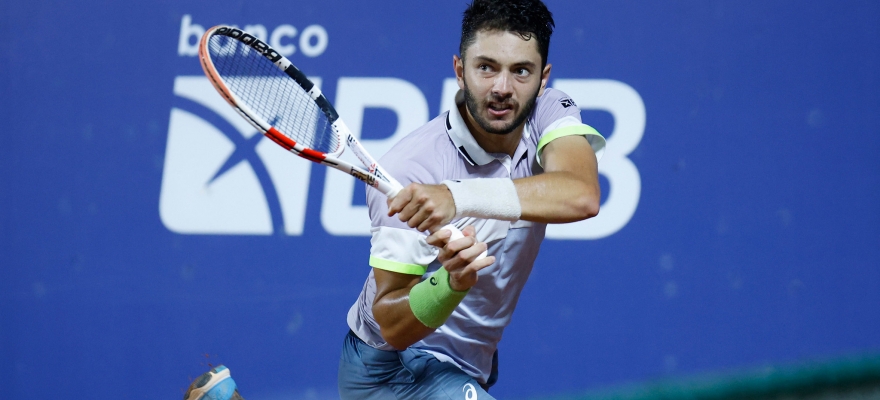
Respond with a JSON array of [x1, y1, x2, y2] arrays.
[[409, 267, 469, 329]]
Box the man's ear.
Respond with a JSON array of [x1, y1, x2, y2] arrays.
[[454, 54, 465, 90], [538, 63, 552, 96]]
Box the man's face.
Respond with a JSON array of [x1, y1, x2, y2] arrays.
[[456, 29, 550, 136]]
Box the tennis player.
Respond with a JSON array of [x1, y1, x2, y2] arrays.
[[337, 0, 605, 398], [183, 0, 604, 399]]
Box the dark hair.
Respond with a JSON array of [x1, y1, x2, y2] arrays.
[[460, 0, 555, 66]]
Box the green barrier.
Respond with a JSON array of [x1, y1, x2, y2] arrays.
[[534, 353, 880, 400]]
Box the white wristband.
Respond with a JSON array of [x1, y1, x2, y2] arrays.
[[441, 178, 522, 221]]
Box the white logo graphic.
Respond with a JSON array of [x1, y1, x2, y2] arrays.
[[546, 79, 645, 239], [463, 383, 478, 400], [177, 15, 328, 58], [321, 78, 430, 235], [159, 76, 644, 238], [159, 76, 318, 235], [323, 78, 646, 239]]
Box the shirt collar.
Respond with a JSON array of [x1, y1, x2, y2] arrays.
[[445, 90, 531, 167]]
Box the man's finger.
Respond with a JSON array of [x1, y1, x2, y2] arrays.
[[409, 205, 440, 231], [436, 236, 478, 268], [416, 213, 445, 233], [386, 187, 412, 216], [461, 225, 476, 237], [448, 256, 495, 291], [447, 235, 478, 255], [397, 196, 426, 226], [426, 228, 453, 247], [442, 238, 486, 271], [451, 240, 487, 265], [463, 255, 495, 274]]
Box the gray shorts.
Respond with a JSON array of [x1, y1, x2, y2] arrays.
[[338, 330, 497, 400]]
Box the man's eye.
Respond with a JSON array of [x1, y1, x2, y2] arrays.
[[517, 68, 530, 76]]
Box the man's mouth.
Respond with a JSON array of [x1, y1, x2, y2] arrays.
[[487, 102, 514, 117]]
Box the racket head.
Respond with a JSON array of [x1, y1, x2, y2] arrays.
[[198, 25, 342, 159]]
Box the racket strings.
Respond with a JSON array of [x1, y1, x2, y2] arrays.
[[207, 36, 339, 154]]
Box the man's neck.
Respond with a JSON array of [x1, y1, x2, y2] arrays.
[[457, 102, 523, 157]]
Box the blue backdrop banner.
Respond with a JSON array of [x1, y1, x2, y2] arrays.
[[1, 1, 879, 399]]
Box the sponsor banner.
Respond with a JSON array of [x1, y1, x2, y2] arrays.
[[2, 3, 879, 400]]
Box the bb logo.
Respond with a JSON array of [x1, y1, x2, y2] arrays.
[[159, 76, 317, 235], [159, 76, 645, 239]]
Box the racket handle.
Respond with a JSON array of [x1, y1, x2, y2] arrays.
[[378, 178, 402, 199], [439, 224, 488, 260], [385, 186, 400, 199]]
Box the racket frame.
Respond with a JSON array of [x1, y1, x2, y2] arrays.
[[198, 25, 479, 248], [198, 25, 402, 198]]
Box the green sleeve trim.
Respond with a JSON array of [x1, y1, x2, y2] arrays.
[[536, 124, 603, 166], [408, 267, 469, 329], [369, 256, 427, 276]]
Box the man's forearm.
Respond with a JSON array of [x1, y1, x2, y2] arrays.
[[370, 231, 489, 350], [372, 288, 435, 350], [514, 170, 600, 223]]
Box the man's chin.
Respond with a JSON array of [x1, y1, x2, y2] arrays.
[[483, 122, 517, 135], [475, 114, 514, 134]]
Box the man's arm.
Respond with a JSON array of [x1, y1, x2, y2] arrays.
[[371, 226, 494, 350], [376, 135, 598, 348], [515, 134, 600, 223], [388, 134, 600, 232], [371, 268, 429, 350]]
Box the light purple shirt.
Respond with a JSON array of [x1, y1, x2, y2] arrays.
[[347, 88, 605, 383]]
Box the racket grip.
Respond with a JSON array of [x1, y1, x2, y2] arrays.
[[378, 179, 402, 199], [439, 224, 488, 260]]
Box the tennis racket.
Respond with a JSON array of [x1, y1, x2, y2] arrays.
[[198, 25, 479, 248]]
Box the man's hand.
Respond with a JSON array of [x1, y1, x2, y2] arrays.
[[387, 183, 457, 233], [426, 226, 495, 291]]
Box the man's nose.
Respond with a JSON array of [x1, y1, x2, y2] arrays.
[[492, 71, 513, 98]]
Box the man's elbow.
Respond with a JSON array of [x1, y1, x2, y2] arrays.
[[379, 328, 412, 351], [373, 306, 421, 350], [573, 191, 600, 221]]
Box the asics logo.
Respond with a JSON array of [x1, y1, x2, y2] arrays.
[[463, 383, 478, 399]]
